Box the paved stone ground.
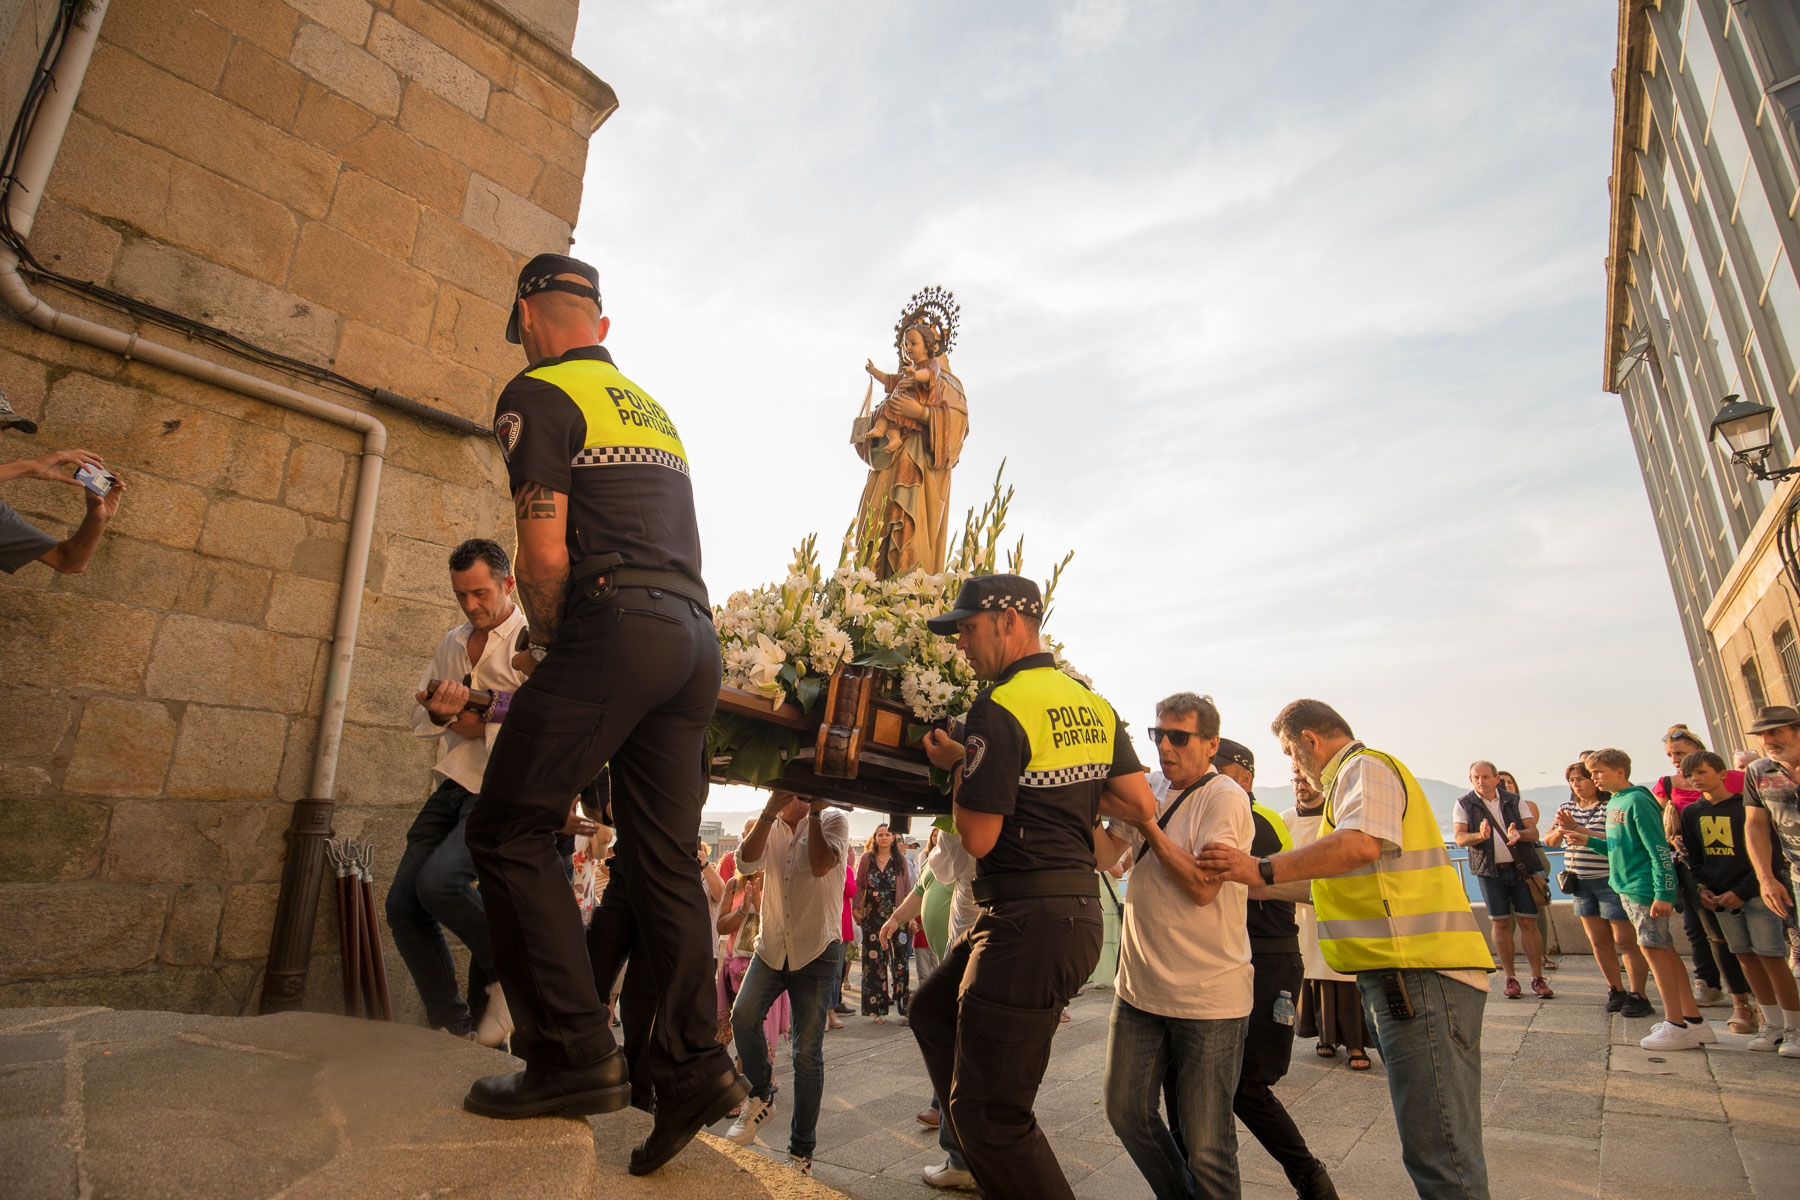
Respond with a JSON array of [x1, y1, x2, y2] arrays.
[[0, 1005, 779, 1200], [718, 956, 1800, 1199]]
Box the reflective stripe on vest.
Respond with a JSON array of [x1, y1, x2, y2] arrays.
[[1312, 746, 1495, 975], [526, 358, 690, 475], [989, 667, 1117, 785]]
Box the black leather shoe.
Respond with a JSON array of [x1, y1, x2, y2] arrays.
[[627, 1069, 749, 1176], [463, 1050, 631, 1120]]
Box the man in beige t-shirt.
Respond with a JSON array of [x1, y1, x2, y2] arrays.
[[1097, 692, 1252, 1200]]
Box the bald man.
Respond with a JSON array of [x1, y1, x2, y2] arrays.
[[463, 254, 745, 1176]]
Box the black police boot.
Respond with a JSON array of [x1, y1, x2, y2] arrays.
[[1288, 1160, 1340, 1200], [627, 1068, 749, 1176], [462, 1049, 630, 1119]]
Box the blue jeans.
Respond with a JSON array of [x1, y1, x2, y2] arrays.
[[385, 779, 495, 1034], [1356, 970, 1490, 1200], [732, 940, 842, 1158], [1104, 996, 1246, 1200]]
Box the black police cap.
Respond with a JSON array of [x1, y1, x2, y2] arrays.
[[1214, 739, 1254, 773], [506, 253, 602, 344], [926, 574, 1044, 635]]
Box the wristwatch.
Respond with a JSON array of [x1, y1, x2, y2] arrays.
[[1257, 857, 1276, 886]]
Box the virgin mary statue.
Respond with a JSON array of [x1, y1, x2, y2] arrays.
[[852, 287, 969, 579]]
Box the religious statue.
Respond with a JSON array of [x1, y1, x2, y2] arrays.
[[853, 286, 969, 579]]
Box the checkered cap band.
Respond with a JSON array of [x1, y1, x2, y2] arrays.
[[1019, 762, 1111, 788], [978, 593, 1044, 616], [571, 445, 689, 475]]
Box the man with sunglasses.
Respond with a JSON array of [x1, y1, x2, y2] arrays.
[[912, 574, 1155, 1200], [1091, 695, 1253, 1200]]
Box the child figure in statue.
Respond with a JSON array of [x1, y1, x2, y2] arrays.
[[863, 324, 940, 458]]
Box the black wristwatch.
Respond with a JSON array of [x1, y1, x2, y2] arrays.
[[1257, 857, 1276, 886]]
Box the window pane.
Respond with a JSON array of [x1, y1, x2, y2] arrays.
[[1743, 655, 1770, 711], [1776, 623, 1800, 702], [1766, 247, 1800, 384]]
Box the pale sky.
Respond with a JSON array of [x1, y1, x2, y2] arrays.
[[567, 2, 1707, 801]]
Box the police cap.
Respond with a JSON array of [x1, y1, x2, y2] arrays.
[[506, 253, 602, 344], [926, 574, 1044, 635], [1214, 738, 1254, 773]]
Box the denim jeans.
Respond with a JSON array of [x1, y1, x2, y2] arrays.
[[1104, 996, 1246, 1200], [385, 779, 494, 1034], [732, 940, 842, 1158], [1356, 970, 1490, 1200]]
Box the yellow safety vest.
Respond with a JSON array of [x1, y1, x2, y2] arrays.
[[1314, 745, 1494, 975], [990, 666, 1117, 786], [526, 357, 691, 475], [1251, 802, 1295, 852]]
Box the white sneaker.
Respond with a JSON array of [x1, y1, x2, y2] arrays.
[[1640, 1021, 1703, 1051], [1693, 984, 1727, 1007], [922, 1160, 978, 1190], [473, 982, 513, 1048], [725, 1095, 774, 1145], [1748, 1022, 1784, 1052], [1690, 1018, 1717, 1044], [786, 1154, 812, 1176], [1780, 1031, 1800, 1058]]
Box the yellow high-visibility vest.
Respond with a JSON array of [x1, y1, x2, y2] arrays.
[[1314, 745, 1495, 975], [990, 666, 1117, 786], [526, 357, 691, 475]]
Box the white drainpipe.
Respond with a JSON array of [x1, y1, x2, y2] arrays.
[[1, 0, 387, 1011]]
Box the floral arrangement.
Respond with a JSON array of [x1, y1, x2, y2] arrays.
[[708, 468, 1080, 787]]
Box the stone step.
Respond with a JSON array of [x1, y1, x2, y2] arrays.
[[0, 1006, 840, 1199]]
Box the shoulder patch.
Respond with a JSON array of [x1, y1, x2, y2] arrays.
[[495, 411, 523, 459], [963, 734, 987, 778]]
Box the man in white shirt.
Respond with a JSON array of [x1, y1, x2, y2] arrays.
[[391, 539, 531, 1044], [1097, 693, 1253, 1200], [725, 790, 852, 1176]]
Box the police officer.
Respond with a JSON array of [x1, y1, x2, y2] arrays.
[[913, 574, 1155, 1200], [1213, 739, 1338, 1200], [463, 255, 746, 1176]]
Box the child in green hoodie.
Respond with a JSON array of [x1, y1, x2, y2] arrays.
[[1556, 748, 1712, 1051]]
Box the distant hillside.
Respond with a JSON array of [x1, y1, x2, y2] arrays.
[[1253, 779, 1573, 836], [709, 778, 1577, 843]]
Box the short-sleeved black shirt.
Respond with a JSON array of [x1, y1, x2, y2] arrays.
[[955, 653, 1142, 877], [491, 345, 703, 588]]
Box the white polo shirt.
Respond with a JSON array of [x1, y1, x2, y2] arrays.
[[738, 807, 852, 971], [1113, 772, 1254, 1020], [410, 606, 530, 793]]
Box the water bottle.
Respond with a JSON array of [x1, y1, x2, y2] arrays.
[[1272, 990, 1296, 1026]]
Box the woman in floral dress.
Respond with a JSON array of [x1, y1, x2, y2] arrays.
[[857, 824, 913, 1022]]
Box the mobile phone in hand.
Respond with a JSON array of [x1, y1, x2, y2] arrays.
[[73, 463, 116, 497]]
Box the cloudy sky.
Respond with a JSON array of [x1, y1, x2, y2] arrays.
[[567, 1, 1705, 801]]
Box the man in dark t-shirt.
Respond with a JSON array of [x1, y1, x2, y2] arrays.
[[912, 574, 1155, 1200], [461, 255, 744, 1175]]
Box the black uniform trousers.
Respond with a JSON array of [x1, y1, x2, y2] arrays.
[[467, 587, 733, 1101], [910, 893, 1102, 1200]]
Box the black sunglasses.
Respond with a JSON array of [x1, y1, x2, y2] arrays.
[[1148, 727, 1208, 747]]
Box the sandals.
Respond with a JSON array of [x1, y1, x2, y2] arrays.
[[1347, 1050, 1372, 1071], [1315, 1044, 1337, 1059], [1729, 1007, 1758, 1034]]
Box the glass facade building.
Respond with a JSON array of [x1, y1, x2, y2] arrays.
[[1606, 0, 1800, 752]]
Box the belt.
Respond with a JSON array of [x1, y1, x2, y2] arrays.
[[971, 868, 1095, 904], [1250, 935, 1302, 955], [572, 552, 710, 610]]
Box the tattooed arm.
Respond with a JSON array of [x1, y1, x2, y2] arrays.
[[513, 481, 571, 643]]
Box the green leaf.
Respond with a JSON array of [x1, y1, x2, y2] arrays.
[[795, 675, 824, 712], [852, 646, 908, 669], [777, 663, 799, 687]]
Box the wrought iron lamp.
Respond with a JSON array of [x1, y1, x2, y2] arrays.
[[1709, 393, 1800, 480]]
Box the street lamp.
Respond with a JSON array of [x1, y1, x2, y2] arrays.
[[1709, 394, 1800, 480]]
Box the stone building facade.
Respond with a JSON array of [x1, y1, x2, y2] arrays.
[[0, 0, 613, 1016], [1605, 0, 1800, 750]]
